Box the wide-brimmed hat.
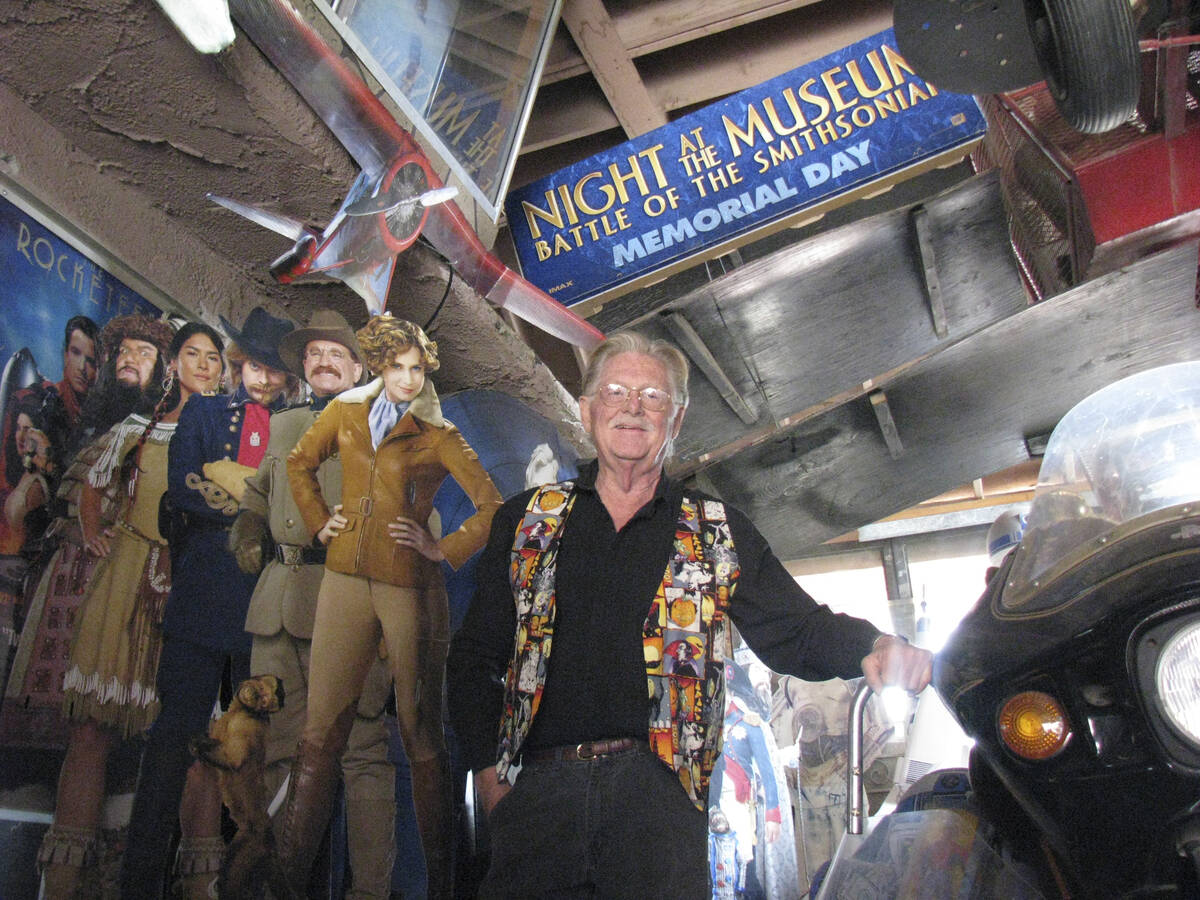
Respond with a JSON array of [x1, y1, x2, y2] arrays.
[[278, 309, 363, 377], [99, 314, 175, 363], [219, 306, 294, 373]]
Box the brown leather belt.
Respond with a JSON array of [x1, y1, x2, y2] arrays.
[[526, 738, 648, 763]]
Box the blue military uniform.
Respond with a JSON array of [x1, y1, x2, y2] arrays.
[[161, 386, 281, 650], [122, 384, 289, 896]]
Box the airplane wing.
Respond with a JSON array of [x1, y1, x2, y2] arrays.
[[227, 0, 605, 351], [422, 203, 606, 351], [206, 193, 308, 242], [228, 0, 408, 179]]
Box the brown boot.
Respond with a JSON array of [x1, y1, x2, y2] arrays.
[[409, 752, 454, 900], [273, 705, 356, 898], [173, 835, 225, 900], [38, 824, 96, 900]]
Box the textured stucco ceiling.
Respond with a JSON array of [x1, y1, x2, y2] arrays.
[[0, 0, 591, 446]]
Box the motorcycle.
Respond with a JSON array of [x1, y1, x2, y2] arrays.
[[816, 360, 1200, 898]]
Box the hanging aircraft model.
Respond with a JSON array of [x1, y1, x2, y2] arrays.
[[210, 0, 605, 351]]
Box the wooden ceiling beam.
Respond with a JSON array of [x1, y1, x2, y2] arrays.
[[544, 0, 825, 82], [526, 0, 892, 152], [561, 0, 668, 138], [520, 77, 619, 153], [642, 0, 893, 110]]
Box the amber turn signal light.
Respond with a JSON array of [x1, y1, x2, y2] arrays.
[[998, 691, 1071, 760]]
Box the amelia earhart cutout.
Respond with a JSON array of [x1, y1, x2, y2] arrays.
[[277, 315, 502, 899]]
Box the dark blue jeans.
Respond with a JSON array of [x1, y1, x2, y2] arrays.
[[481, 747, 709, 899]]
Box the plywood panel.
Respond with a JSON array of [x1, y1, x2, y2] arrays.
[[660, 172, 1027, 467], [698, 242, 1200, 559]]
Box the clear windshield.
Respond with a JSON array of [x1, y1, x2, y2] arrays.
[[1003, 361, 1200, 610]]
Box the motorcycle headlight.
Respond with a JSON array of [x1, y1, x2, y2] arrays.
[[1155, 621, 1200, 744]]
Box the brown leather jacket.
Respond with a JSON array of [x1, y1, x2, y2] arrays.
[[287, 378, 501, 589]]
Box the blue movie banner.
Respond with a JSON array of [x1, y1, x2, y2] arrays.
[[0, 193, 161, 383], [505, 28, 987, 308]]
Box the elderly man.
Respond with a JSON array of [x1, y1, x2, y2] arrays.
[[447, 330, 932, 897], [121, 306, 296, 898], [232, 309, 397, 898]]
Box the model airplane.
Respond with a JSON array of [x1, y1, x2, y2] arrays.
[[214, 0, 605, 351]]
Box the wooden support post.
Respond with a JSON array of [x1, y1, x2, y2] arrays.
[[562, 0, 668, 138], [1155, 11, 1190, 140], [662, 312, 758, 425], [881, 539, 917, 641], [869, 390, 905, 459], [912, 205, 949, 338]]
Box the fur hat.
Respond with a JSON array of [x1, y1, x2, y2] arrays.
[[277, 309, 363, 377], [98, 315, 175, 364], [219, 306, 295, 372]]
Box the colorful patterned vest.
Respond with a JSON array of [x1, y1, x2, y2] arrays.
[[496, 481, 740, 810]]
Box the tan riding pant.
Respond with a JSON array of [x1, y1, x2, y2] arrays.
[[305, 569, 449, 764], [252, 630, 393, 801], [253, 629, 396, 898]]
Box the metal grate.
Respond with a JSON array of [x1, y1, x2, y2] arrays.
[[976, 66, 1200, 307], [973, 93, 1085, 300]]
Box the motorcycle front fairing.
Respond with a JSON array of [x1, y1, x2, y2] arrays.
[[936, 361, 1200, 896]]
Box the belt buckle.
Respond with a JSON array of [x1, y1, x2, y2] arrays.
[[576, 742, 596, 761], [276, 544, 302, 566]]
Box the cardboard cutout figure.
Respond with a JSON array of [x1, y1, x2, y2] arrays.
[[279, 316, 502, 899]]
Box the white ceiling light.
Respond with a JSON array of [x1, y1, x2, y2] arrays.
[[153, 0, 235, 54]]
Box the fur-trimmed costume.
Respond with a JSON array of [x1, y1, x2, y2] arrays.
[[277, 377, 501, 899], [61, 413, 175, 736]]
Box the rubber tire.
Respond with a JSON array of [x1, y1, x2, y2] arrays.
[[1025, 0, 1140, 134]]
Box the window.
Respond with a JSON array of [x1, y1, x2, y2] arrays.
[[789, 549, 893, 634], [315, 0, 561, 219]]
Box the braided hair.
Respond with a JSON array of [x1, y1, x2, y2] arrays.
[[119, 322, 225, 497]]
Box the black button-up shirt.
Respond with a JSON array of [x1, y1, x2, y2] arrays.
[[446, 460, 881, 774]]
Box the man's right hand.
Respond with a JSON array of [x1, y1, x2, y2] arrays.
[[202, 459, 256, 504], [230, 509, 268, 575], [473, 766, 512, 819]]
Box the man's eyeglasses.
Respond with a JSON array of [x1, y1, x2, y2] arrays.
[[305, 347, 348, 363], [595, 383, 673, 412]]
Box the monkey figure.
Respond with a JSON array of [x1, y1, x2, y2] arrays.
[[190, 673, 285, 899]]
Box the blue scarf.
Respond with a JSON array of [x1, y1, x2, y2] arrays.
[[368, 392, 409, 448]]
